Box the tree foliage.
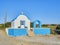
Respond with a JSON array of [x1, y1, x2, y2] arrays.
[[42, 24, 48, 27], [30, 22, 33, 28], [55, 25, 60, 34], [56, 25, 60, 29]]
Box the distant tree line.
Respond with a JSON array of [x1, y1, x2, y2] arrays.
[[0, 22, 60, 35], [0, 22, 11, 30]]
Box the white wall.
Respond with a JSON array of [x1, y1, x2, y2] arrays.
[[11, 15, 30, 30]]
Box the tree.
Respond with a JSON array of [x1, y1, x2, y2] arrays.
[[55, 25, 60, 34], [5, 22, 11, 28], [51, 24, 56, 26], [56, 25, 60, 29], [42, 24, 48, 27], [30, 22, 33, 28]]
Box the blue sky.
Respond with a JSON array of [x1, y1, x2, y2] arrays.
[[0, 0, 60, 24]]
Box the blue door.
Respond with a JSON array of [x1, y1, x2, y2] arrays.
[[20, 20, 25, 27]]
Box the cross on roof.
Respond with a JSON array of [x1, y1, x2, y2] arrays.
[[21, 12, 24, 15]]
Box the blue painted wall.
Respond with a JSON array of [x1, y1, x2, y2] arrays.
[[33, 20, 50, 35], [8, 28, 27, 36], [33, 28, 50, 35]]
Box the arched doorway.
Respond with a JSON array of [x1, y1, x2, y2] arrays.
[[20, 20, 25, 28], [33, 20, 41, 28]]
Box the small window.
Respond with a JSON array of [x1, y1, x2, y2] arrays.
[[20, 20, 25, 25]]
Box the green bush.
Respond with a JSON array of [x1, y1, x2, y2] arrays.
[[42, 24, 48, 27], [55, 25, 60, 34], [56, 25, 60, 29], [30, 22, 33, 28]]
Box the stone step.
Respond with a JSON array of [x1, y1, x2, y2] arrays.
[[28, 30, 34, 36]]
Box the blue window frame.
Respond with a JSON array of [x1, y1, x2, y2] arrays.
[[20, 20, 25, 26]]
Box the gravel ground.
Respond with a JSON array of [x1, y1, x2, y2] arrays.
[[0, 30, 60, 45]]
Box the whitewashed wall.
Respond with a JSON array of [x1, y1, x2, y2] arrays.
[[11, 15, 30, 30]]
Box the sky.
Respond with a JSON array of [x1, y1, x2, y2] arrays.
[[0, 0, 60, 24]]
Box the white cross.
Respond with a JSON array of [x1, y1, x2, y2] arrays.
[[21, 12, 24, 15]]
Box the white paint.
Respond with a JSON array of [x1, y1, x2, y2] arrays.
[[6, 28, 8, 35], [11, 15, 30, 30], [21, 25, 25, 28]]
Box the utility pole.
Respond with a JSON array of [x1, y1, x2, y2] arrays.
[[4, 12, 7, 30]]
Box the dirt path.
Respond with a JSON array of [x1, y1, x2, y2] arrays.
[[0, 30, 60, 45], [0, 30, 21, 45]]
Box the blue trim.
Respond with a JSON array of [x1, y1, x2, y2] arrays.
[[20, 20, 25, 27], [11, 14, 31, 22], [33, 20, 41, 28]]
